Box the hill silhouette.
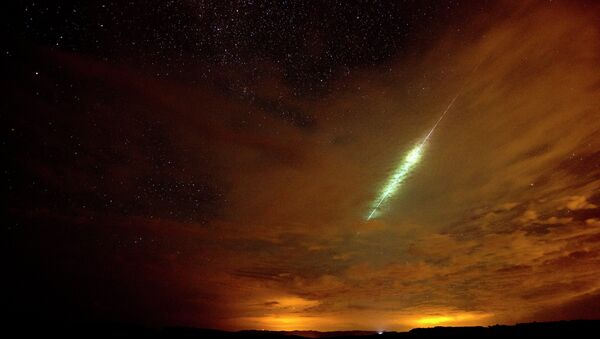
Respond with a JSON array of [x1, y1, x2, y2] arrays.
[[6, 320, 600, 338]]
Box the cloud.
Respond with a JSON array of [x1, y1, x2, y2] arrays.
[[564, 196, 598, 211]]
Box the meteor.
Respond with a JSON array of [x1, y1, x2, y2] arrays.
[[365, 140, 426, 220], [365, 96, 457, 221], [365, 61, 481, 221]]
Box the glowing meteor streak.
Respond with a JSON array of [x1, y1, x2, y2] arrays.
[[366, 141, 425, 220], [366, 60, 481, 220]]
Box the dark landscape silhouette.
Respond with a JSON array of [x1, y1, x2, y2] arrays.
[[9, 320, 600, 338]]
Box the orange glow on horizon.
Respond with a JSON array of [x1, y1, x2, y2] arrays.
[[417, 316, 453, 326], [231, 308, 495, 331], [238, 315, 331, 331], [412, 311, 494, 327]]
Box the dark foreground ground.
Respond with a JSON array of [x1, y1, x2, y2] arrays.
[[6, 320, 600, 338]]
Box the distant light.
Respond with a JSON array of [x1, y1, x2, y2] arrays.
[[378, 331, 384, 335]]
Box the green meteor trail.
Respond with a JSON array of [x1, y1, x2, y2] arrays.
[[365, 90, 462, 221], [365, 60, 482, 220], [366, 142, 425, 220]]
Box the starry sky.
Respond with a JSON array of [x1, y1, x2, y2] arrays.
[[4, 0, 600, 332]]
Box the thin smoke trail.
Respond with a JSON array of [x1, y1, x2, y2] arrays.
[[422, 58, 483, 145]]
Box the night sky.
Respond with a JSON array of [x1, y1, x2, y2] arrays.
[[4, 0, 600, 332]]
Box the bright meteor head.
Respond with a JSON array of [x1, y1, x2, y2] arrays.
[[379, 144, 424, 199], [366, 142, 425, 220]]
